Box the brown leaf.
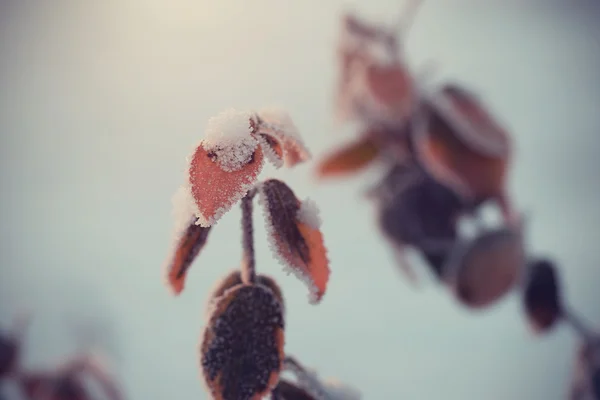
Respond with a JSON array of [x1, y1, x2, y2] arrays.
[[258, 180, 330, 303], [445, 226, 525, 309], [165, 218, 212, 295], [201, 284, 285, 400], [316, 136, 381, 179]]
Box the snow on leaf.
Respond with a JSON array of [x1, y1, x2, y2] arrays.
[[523, 258, 562, 334], [271, 379, 317, 400], [316, 136, 381, 179], [297, 199, 322, 230], [200, 284, 285, 400], [188, 138, 264, 227], [257, 179, 331, 304], [164, 215, 212, 295], [444, 225, 525, 309], [256, 108, 311, 168], [413, 102, 510, 203], [203, 109, 259, 173]]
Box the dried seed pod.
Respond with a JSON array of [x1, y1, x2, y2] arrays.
[[258, 179, 330, 303], [445, 225, 525, 309], [201, 284, 285, 400], [316, 134, 382, 179], [254, 109, 311, 168], [412, 98, 511, 209], [376, 164, 465, 279], [165, 216, 212, 295], [522, 258, 562, 333], [271, 379, 317, 400], [187, 109, 265, 227]]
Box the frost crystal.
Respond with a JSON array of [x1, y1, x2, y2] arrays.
[[170, 185, 200, 238], [257, 107, 312, 166], [256, 133, 284, 169], [203, 108, 259, 172], [297, 198, 322, 230]]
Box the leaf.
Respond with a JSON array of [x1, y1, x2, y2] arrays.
[[0, 335, 18, 379], [271, 380, 318, 400], [258, 180, 331, 303], [365, 62, 415, 121], [523, 259, 562, 334], [188, 142, 264, 227], [375, 164, 463, 279], [413, 105, 510, 203], [255, 109, 311, 168], [165, 217, 212, 295], [206, 270, 286, 318], [201, 284, 285, 400], [570, 339, 600, 400], [444, 226, 525, 309], [316, 136, 381, 178], [434, 84, 511, 158]]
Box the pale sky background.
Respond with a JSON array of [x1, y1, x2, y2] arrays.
[[1, 1, 600, 399]]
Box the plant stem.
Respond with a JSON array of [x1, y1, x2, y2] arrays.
[[241, 188, 257, 284], [563, 308, 596, 343]]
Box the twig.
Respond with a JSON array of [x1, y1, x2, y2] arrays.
[[241, 188, 258, 284]]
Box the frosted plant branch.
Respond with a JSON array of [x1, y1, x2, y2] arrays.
[[241, 188, 258, 284]]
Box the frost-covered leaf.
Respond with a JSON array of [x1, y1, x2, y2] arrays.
[[444, 225, 525, 309], [523, 258, 562, 334], [431, 84, 511, 158], [271, 379, 317, 400], [316, 136, 381, 178], [376, 164, 464, 279], [413, 102, 511, 204], [255, 108, 311, 168], [206, 270, 286, 319], [258, 180, 330, 303], [201, 284, 285, 400], [186, 109, 265, 227], [164, 216, 212, 295]]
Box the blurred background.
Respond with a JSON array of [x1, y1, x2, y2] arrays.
[[1, 0, 599, 398]]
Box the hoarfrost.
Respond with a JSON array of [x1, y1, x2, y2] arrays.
[[297, 198, 322, 230], [202, 108, 259, 172]]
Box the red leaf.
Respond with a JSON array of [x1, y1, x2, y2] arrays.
[[188, 142, 264, 227], [165, 218, 212, 295], [413, 106, 511, 204], [258, 179, 330, 303], [255, 109, 311, 168], [316, 136, 381, 179]]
